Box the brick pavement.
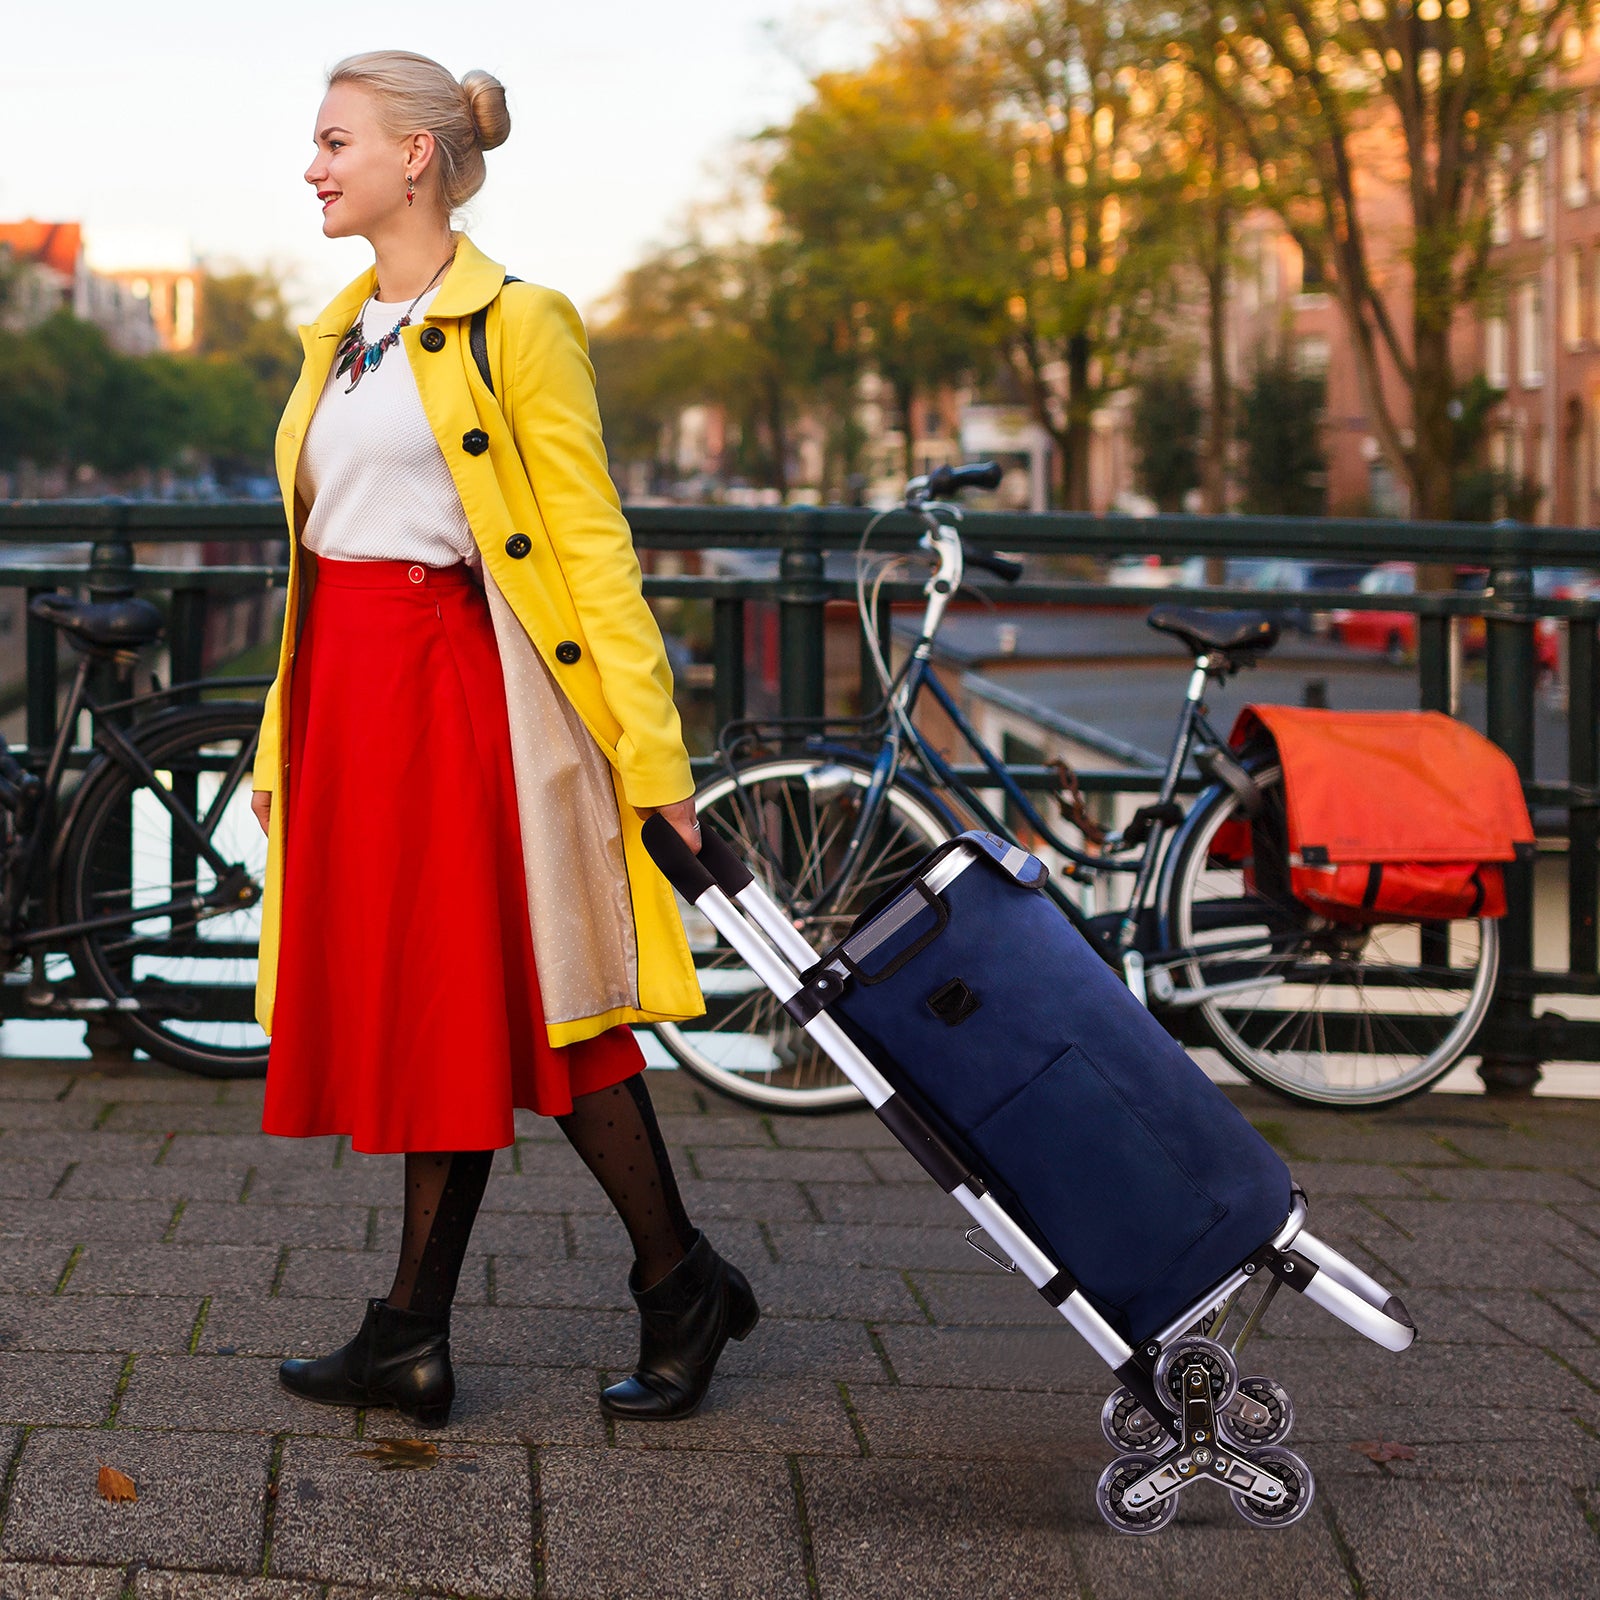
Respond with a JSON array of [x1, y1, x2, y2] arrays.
[[0, 1058, 1596, 1598]]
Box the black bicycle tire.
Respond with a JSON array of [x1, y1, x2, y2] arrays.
[[1165, 765, 1498, 1109], [656, 753, 958, 1112], [61, 705, 268, 1078]]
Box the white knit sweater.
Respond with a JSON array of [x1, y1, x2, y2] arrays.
[[297, 286, 480, 568]]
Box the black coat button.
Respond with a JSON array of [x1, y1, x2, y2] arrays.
[[419, 327, 446, 352], [555, 640, 582, 665], [504, 533, 532, 559], [462, 428, 490, 456]]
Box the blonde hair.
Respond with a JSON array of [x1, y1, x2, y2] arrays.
[[328, 50, 510, 212]]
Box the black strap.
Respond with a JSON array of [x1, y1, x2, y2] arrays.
[[469, 274, 522, 396], [1362, 862, 1384, 910]]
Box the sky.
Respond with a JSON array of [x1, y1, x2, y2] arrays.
[[1, 1, 879, 322]]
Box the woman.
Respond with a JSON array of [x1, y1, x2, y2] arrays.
[[249, 49, 755, 1429]]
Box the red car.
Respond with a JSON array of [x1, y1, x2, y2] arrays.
[[1330, 563, 1558, 674]]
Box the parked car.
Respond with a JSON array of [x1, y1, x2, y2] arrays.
[[1330, 565, 1567, 675], [1224, 558, 1375, 634]]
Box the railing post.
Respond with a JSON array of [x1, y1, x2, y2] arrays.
[[712, 596, 746, 741], [1417, 610, 1451, 713], [169, 586, 208, 706], [1568, 605, 1599, 979], [778, 515, 827, 723], [1480, 563, 1540, 1094], [24, 587, 57, 763]]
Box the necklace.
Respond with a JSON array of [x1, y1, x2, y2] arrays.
[[333, 248, 455, 393]]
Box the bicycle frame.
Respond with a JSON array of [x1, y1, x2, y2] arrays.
[[783, 506, 1238, 982], [6, 650, 267, 952]]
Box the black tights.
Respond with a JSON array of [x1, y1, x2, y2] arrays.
[[385, 1071, 695, 1317]]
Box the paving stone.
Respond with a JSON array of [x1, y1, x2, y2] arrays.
[[0, 1199, 174, 1244], [1294, 1162, 1432, 1197], [240, 1168, 395, 1208], [268, 1435, 535, 1596], [62, 1073, 225, 1105], [1324, 1475, 1600, 1599], [415, 1206, 564, 1258], [714, 1315, 891, 1384], [564, 1212, 766, 1266], [62, 1244, 278, 1299], [667, 1177, 818, 1225], [688, 1146, 876, 1183], [0, 1134, 167, 1166], [451, 1306, 637, 1368], [0, 1101, 111, 1132], [1071, 1471, 1355, 1595], [800, 1457, 1084, 1599], [0, 1067, 79, 1100], [274, 1248, 478, 1303], [610, 1376, 859, 1456], [1295, 1414, 1600, 1484], [1346, 1231, 1600, 1292], [804, 1182, 952, 1227], [848, 1385, 1111, 1463], [768, 1112, 900, 1150], [0, 1293, 200, 1355], [539, 1447, 809, 1600], [158, 1136, 338, 1173], [764, 1222, 978, 1273], [0, 1239, 77, 1293], [1402, 1167, 1600, 1202], [0, 1164, 68, 1202], [872, 1324, 1108, 1392], [132, 1574, 325, 1600], [169, 1202, 367, 1250], [862, 1147, 940, 1184], [194, 1298, 379, 1361], [100, 1104, 273, 1135], [0, 1562, 124, 1598], [1455, 1288, 1600, 1347], [359, 1363, 605, 1447], [909, 1270, 1065, 1328], [116, 1354, 351, 1435], [0, 1350, 127, 1425], [0, 1428, 269, 1572], [737, 1261, 927, 1323], [61, 1165, 246, 1203], [653, 1114, 778, 1148], [489, 1258, 632, 1312]]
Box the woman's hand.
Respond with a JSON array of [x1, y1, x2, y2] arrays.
[[251, 791, 272, 836], [634, 795, 701, 854]]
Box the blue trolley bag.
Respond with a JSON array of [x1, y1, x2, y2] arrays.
[[824, 832, 1293, 1346]]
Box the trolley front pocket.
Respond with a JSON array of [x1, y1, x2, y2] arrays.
[[970, 1042, 1224, 1313]]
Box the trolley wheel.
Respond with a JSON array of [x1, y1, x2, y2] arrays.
[[1220, 1375, 1295, 1448], [1230, 1446, 1315, 1528], [1095, 1453, 1179, 1535], [1154, 1336, 1238, 1411], [1100, 1387, 1173, 1454]]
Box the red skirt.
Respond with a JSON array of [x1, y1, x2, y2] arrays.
[[263, 555, 644, 1153]]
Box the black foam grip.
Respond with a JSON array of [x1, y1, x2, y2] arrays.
[[641, 813, 716, 902], [696, 824, 755, 896]]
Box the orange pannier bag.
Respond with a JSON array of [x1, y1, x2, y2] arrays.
[[1216, 706, 1535, 925]]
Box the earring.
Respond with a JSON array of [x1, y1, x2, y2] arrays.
[[405, 173, 415, 207]]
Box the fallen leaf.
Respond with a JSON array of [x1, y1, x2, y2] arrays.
[[348, 1438, 475, 1472], [97, 1464, 137, 1503], [1350, 1438, 1417, 1464]]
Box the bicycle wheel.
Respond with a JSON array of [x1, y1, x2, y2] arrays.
[[61, 706, 269, 1077], [655, 756, 955, 1111], [1166, 763, 1499, 1107]]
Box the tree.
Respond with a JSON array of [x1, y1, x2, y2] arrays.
[[1131, 366, 1202, 510], [765, 18, 1015, 480], [1174, 0, 1576, 519], [1238, 353, 1325, 515], [198, 269, 301, 402]]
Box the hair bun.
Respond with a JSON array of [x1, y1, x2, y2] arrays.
[[460, 69, 510, 151]]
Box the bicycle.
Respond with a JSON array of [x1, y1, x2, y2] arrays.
[[0, 588, 271, 1077], [654, 463, 1499, 1112]]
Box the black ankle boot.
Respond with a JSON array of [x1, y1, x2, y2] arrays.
[[599, 1230, 759, 1421], [279, 1298, 454, 1428]]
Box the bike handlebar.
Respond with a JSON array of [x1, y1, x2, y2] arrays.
[[964, 545, 1024, 584], [926, 461, 1003, 497]]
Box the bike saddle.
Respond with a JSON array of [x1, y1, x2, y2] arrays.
[[28, 592, 166, 652], [1146, 607, 1280, 658]]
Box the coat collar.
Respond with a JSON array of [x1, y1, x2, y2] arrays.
[[297, 233, 508, 347]]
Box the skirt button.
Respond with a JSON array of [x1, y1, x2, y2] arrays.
[[408, 565, 425, 584]]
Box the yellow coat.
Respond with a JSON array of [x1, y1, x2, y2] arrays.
[[252, 234, 704, 1046]]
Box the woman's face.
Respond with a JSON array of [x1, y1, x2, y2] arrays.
[[304, 83, 415, 239]]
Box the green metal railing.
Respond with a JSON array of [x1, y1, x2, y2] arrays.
[[2, 497, 1597, 1092]]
